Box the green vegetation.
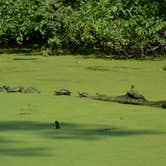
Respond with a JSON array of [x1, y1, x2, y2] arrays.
[[0, 54, 166, 166], [0, 0, 165, 58], [0, 1, 165, 164]]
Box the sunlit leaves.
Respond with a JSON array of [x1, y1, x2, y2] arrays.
[[0, 0, 165, 56]]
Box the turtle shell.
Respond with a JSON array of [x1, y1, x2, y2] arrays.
[[78, 92, 88, 97], [0, 86, 9, 92], [55, 89, 71, 96], [7, 87, 24, 93], [22, 87, 40, 94]]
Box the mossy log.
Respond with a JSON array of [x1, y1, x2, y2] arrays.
[[78, 87, 166, 109]]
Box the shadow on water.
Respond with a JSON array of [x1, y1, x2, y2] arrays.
[[0, 121, 51, 131], [0, 136, 16, 144], [13, 57, 38, 61], [0, 135, 51, 157], [0, 121, 165, 140], [0, 121, 165, 156], [0, 47, 41, 56], [43, 122, 166, 140], [0, 147, 51, 157], [85, 65, 140, 72], [0, 48, 32, 54], [86, 66, 111, 72]]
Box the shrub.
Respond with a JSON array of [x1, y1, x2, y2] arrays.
[[0, 0, 165, 58]]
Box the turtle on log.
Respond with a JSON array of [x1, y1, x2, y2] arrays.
[[54, 89, 71, 96], [0, 86, 9, 92], [125, 85, 147, 101], [22, 87, 40, 94], [7, 87, 24, 93], [78, 92, 88, 97], [0, 86, 24, 93], [0, 85, 40, 94]]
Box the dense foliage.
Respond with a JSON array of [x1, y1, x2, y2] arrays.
[[0, 0, 165, 57]]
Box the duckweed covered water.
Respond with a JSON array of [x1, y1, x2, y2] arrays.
[[0, 54, 166, 166]]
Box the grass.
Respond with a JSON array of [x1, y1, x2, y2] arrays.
[[0, 52, 166, 166]]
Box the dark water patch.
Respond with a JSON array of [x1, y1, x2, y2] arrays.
[[86, 66, 111, 72], [0, 121, 165, 141], [0, 147, 51, 157], [0, 47, 41, 56], [162, 66, 166, 71], [112, 66, 140, 70], [86, 65, 140, 72], [0, 48, 30, 54], [13, 57, 38, 61], [0, 136, 16, 144], [42, 122, 166, 140], [0, 121, 51, 131], [44, 125, 166, 140], [18, 112, 32, 115]]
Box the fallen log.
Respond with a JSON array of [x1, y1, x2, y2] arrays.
[[78, 86, 166, 109]]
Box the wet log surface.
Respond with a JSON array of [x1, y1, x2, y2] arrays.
[[78, 86, 166, 109]]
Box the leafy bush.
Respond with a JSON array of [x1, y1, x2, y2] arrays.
[[0, 0, 165, 58]]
